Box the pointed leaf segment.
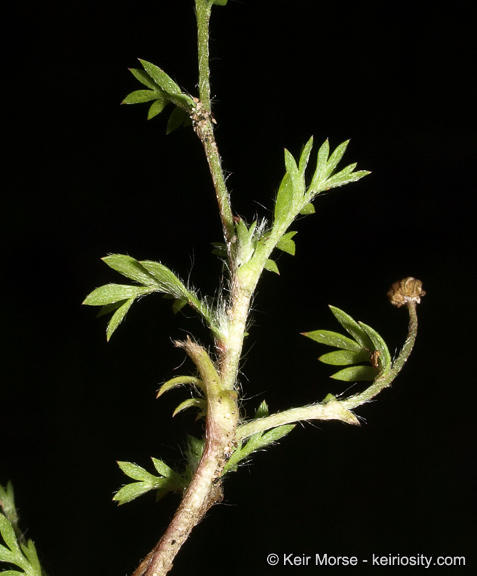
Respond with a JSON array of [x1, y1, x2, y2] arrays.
[[83, 254, 218, 340], [302, 305, 391, 381]]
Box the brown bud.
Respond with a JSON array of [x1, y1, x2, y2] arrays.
[[387, 277, 426, 308]]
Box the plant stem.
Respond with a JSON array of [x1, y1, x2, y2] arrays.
[[134, 340, 238, 576], [194, 0, 235, 260]]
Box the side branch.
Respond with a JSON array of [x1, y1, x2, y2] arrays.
[[237, 293, 422, 442]]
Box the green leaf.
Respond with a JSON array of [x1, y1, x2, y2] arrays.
[[359, 321, 392, 373], [302, 329, 362, 352], [129, 68, 157, 90], [114, 482, 155, 505], [172, 398, 207, 418], [298, 136, 314, 176], [299, 202, 315, 215], [148, 98, 169, 120], [276, 231, 297, 256], [122, 89, 163, 105], [0, 514, 20, 556], [325, 139, 350, 177], [20, 541, 41, 576], [255, 400, 270, 419], [319, 349, 370, 366], [211, 0, 228, 5], [284, 148, 301, 195], [102, 255, 157, 285], [311, 138, 330, 187], [117, 461, 158, 482], [329, 306, 373, 350], [0, 571, 23, 576], [83, 284, 152, 306], [157, 375, 204, 397], [139, 59, 182, 96], [274, 173, 294, 227], [167, 106, 191, 133], [106, 297, 135, 341], [331, 365, 379, 382], [139, 261, 189, 298], [151, 458, 176, 479], [322, 168, 370, 190], [264, 259, 280, 274]]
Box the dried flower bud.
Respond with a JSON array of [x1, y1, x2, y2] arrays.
[[387, 277, 426, 308]]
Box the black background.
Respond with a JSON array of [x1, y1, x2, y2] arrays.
[[2, 1, 476, 574]]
